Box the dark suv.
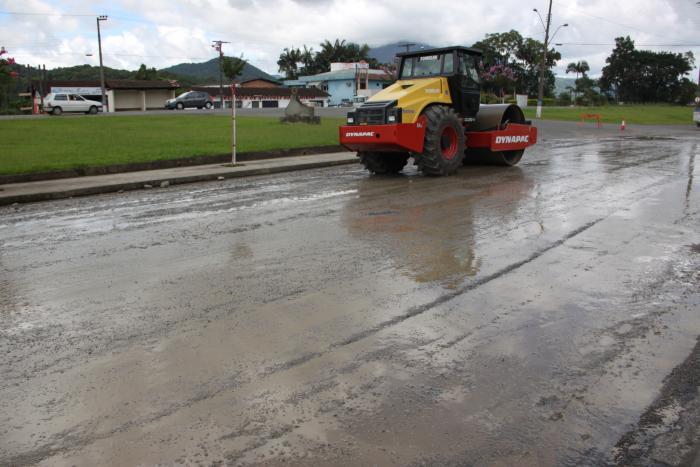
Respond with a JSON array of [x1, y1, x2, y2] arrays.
[[165, 91, 214, 110]]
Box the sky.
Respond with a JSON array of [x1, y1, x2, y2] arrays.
[[1, 0, 699, 81]]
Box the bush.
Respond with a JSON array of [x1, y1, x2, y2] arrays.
[[556, 92, 572, 106], [527, 98, 556, 107], [480, 93, 500, 104]]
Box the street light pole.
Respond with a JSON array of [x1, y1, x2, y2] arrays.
[[535, 1, 552, 119], [212, 40, 230, 109], [96, 15, 108, 111], [533, 4, 567, 118]]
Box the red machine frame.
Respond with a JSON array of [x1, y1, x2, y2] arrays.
[[339, 119, 537, 155]]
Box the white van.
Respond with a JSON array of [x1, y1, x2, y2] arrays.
[[44, 93, 103, 115]]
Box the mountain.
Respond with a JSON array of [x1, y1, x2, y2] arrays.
[[45, 64, 135, 81], [554, 77, 576, 96], [369, 42, 437, 64], [159, 59, 278, 84]]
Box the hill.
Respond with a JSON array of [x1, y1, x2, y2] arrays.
[[554, 77, 576, 96], [160, 59, 278, 84], [369, 42, 436, 64]]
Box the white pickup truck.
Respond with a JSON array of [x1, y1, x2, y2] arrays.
[[44, 93, 103, 115]]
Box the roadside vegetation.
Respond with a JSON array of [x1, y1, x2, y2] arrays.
[[0, 115, 344, 175], [524, 105, 695, 125]]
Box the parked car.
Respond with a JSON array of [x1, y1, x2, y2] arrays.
[[351, 95, 368, 108], [694, 104, 700, 128], [44, 93, 103, 115], [165, 91, 214, 110]]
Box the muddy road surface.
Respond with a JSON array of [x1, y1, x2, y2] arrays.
[[1, 122, 699, 466]]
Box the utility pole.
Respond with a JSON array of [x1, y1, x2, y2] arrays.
[[533, 3, 567, 118], [97, 15, 108, 111], [212, 40, 230, 109], [536, 1, 551, 119]]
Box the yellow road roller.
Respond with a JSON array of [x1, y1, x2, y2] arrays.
[[339, 46, 538, 176]]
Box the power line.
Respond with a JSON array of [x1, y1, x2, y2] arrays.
[[0, 10, 94, 17], [556, 42, 700, 47], [552, 1, 675, 41]]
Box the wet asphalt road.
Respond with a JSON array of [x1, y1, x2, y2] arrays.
[[1, 122, 700, 466]]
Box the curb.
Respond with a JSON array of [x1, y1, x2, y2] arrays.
[[0, 145, 348, 185], [0, 157, 358, 206]]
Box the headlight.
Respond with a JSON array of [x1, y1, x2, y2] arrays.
[[387, 107, 402, 124], [346, 112, 356, 124]]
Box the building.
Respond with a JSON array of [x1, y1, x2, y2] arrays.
[[192, 86, 329, 109], [44, 80, 179, 112], [287, 62, 393, 106], [238, 77, 282, 88]]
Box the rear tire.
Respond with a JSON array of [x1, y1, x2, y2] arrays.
[[205, 102, 213, 109], [359, 152, 410, 174], [51, 107, 62, 116], [415, 106, 465, 176]]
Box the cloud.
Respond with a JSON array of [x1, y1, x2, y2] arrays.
[[1, 0, 697, 80]]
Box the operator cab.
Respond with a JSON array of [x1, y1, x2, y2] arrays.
[[396, 46, 483, 120]]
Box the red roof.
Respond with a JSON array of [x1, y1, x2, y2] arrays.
[[192, 86, 329, 99]]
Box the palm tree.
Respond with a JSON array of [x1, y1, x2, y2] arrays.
[[300, 45, 317, 75], [566, 61, 590, 103], [277, 47, 302, 79]]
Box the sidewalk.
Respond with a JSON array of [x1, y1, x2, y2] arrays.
[[0, 152, 358, 206]]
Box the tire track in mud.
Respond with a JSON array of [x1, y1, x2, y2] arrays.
[[0, 216, 607, 467]]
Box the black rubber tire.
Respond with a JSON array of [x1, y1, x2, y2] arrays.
[[464, 148, 524, 166], [359, 152, 410, 174], [51, 107, 62, 116], [205, 102, 213, 109], [88, 106, 98, 115], [696, 122, 700, 128], [415, 106, 465, 176], [176, 102, 184, 110]]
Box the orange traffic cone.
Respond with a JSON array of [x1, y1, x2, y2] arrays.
[[620, 119, 626, 131]]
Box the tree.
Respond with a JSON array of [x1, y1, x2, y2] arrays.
[[471, 31, 560, 97], [300, 45, 320, 75], [277, 47, 302, 79], [480, 65, 517, 101], [599, 36, 695, 103], [222, 56, 246, 83], [566, 61, 590, 101], [514, 38, 561, 97], [565, 61, 589, 80], [472, 30, 524, 66], [135, 64, 159, 80], [277, 39, 378, 79], [0, 47, 19, 113]]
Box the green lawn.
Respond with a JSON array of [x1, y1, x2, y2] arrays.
[[0, 115, 345, 175], [523, 105, 695, 125]]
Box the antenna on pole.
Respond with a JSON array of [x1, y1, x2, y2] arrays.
[[212, 40, 231, 109]]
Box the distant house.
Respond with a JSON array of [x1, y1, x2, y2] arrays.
[[192, 86, 329, 109], [44, 79, 179, 112], [286, 62, 393, 106]]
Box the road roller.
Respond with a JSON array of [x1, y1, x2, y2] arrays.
[[339, 46, 538, 176]]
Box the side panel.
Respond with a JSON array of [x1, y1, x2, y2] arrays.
[[466, 123, 538, 151], [339, 117, 427, 153]]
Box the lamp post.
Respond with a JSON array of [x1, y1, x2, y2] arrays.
[[533, 3, 567, 118], [96, 15, 108, 111]]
